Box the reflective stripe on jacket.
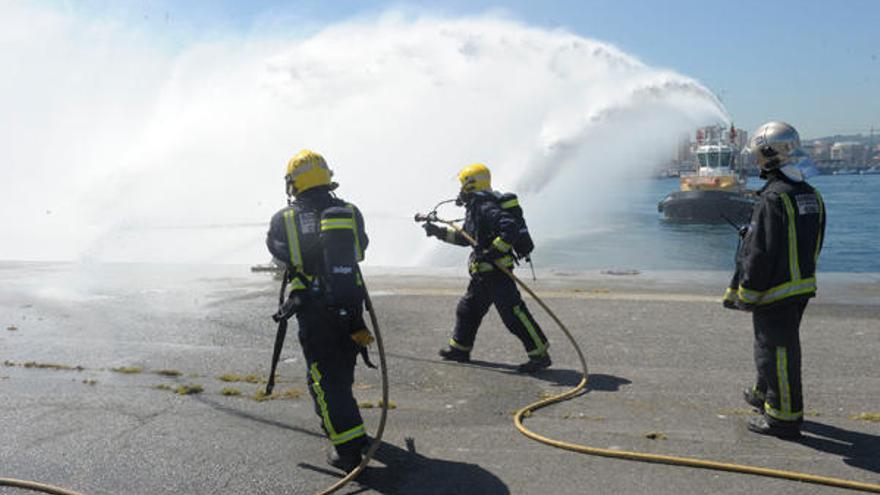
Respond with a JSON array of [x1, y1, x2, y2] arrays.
[[266, 188, 368, 289], [436, 190, 524, 274], [724, 174, 825, 309]]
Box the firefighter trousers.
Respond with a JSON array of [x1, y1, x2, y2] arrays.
[[451, 271, 549, 357], [752, 300, 808, 425], [296, 300, 367, 456]]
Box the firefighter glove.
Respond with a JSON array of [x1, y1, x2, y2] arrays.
[[423, 222, 445, 239], [351, 328, 375, 347]]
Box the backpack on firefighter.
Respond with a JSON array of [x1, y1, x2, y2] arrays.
[[267, 203, 370, 394], [488, 191, 537, 280], [492, 191, 535, 259], [317, 205, 365, 310]]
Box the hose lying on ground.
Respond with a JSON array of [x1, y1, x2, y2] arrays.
[[0, 478, 87, 495], [421, 212, 880, 494]]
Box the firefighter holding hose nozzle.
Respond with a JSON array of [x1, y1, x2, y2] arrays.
[[419, 163, 551, 373]]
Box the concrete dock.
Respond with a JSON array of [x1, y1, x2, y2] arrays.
[[1, 262, 879, 494]]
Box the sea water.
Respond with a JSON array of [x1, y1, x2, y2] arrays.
[[534, 174, 880, 273]]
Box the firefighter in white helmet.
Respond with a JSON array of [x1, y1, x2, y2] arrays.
[[724, 122, 826, 438]]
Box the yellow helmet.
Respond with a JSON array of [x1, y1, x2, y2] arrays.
[[458, 163, 491, 193], [285, 150, 333, 196]]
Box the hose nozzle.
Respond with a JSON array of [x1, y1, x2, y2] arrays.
[[414, 212, 437, 223]]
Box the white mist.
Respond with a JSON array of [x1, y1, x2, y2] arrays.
[[0, 6, 727, 266]]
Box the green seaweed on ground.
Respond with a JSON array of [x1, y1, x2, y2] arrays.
[[376, 399, 397, 409], [251, 388, 302, 402], [111, 366, 143, 374], [219, 373, 263, 384], [645, 431, 668, 440], [251, 390, 271, 402], [23, 362, 84, 371], [154, 369, 182, 377], [572, 288, 610, 294], [220, 387, 241, 396], [152, 384, 174, 391], [176, 384, 204, 395], [358, 401, 375, 409], [82, 379, 97, 385], [274, 388, 302, 399], [851, 412, 880, 422], [3, 360, 15, 367]]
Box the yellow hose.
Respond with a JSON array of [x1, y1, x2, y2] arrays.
[[434, 216, 880, 494], [0, 478, 87, 495]]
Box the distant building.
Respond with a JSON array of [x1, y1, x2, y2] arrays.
[[731, 128, 748, 152], [675, 132, 692, 163], [806, 140, 830, 161], [830, 141, 865, 163], [695, 125, 746, 150]]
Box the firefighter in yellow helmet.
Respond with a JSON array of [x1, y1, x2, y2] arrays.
[[422, 163, 551, 373], [266, 150, 373, 472], [724, 122, 826, 439]]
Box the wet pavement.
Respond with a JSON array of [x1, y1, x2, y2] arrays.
[[1, 262, 879, 494]]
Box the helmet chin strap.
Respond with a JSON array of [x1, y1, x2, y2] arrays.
[[759, 157, 782, 178]]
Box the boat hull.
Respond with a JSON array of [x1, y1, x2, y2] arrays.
[[658, 190, 755, 224]]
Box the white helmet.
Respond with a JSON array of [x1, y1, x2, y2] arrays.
[[748, 121, 801, 171]]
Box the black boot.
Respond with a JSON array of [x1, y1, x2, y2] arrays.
[[438, 346, 470, 363], [746, 415, 802, 439], [517, 353, 552, 373], [742, 388, 765, 410], [326, 449, 363, 472]]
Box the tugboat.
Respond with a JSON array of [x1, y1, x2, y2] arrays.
[[658, 125, 755, 223]]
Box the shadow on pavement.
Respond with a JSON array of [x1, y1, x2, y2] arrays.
[[386, 351, 630, 389], [585, 373, 632, 392], [800, 420, 880, 474], [195, 394, 325, 439], [300, 437, 509, 495]]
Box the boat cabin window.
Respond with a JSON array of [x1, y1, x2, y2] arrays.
[[697, 150, 733, 168]]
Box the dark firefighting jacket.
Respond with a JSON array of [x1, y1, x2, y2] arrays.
[[440, 191, 522, 274], [266, 187, 368, 292], [724, 173, 826, 310]]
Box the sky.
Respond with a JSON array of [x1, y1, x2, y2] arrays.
[[50, 0, 880, 139]]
